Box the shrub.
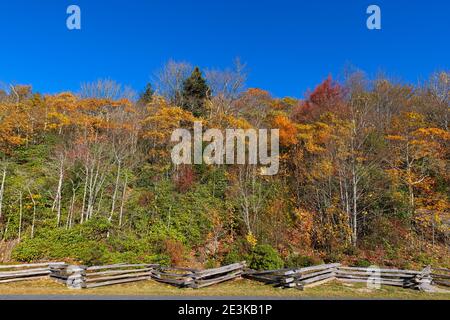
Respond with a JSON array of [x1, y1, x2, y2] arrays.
[[248, 244, 284, 270], [352, 258, 372, 268], [285, 254, 323, 268], [323, 251, 342, 263], [222, 248, 244, 265], [149, 253, 171, 267], [414, 253, 435, 267], [343, 246, 358, 256], [174, 165, 195, 193], [205, 258, 219, 269], [164, 239, 186, 266]]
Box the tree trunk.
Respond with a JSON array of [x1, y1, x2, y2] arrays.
[[109, 161, 121, 222], [27, 188, 37, 239], [81, 165, 89, 223], [352, 163, 358, 247], [55, 155, 64, 226], [67, 186, 76, 229], [118, 174, 128, 228], [0, 167, 6, 219], [18, 192, 23, 241]]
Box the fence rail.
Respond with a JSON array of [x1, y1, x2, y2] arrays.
[[431, 267, 450, 288], [0, 262, 65, 284]]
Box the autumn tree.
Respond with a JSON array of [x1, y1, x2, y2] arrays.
[[387, 112, 450, 217]]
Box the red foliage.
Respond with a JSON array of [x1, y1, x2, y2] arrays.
[[174, 165, 195, 193], [292, 76, 348, 123], [164, 239, 186, 266]]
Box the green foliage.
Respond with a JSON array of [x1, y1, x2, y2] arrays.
[[323, 252, 342, 263], [285, 254, 323, 268], [352, 259, 372, 268], [181, 67, 210, 117], [248, 244, 284, 271], [138, 83, 154, 105], [222, 247, 245, 266], [413, 253, 436, 267]]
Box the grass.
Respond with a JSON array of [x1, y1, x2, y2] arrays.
[[0, 278, 449, 299]]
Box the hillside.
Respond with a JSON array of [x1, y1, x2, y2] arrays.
[[0, 69, 449, 270]]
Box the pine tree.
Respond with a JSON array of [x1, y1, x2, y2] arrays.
[[138, 83, 154, 105], [181, 67, 210, 117]]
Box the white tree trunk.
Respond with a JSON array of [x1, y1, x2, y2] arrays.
[[54, 155, 64, 226], [352, 162, 358, 247], [18, 192, 23, 241], [27, 188, 37, 239], [81, 165, 89, 223], [109, 161, 121, 222], [0, 167, 6, 219], [118, 174, 128, 228]]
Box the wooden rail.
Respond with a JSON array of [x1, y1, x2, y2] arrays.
[[0, 262, 65, 284], [431, 267, 450, 288]]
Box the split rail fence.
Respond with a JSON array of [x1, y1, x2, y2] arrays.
[[336, 266, 433, 291], [152, 262, 246, 288], [0, 261, 448, 293], [245, 263, 340, 290], [431, 267, 450, 288]]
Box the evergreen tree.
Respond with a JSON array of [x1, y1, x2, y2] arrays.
[[138, 83, 154, 105], [181, 67, 210, 117]]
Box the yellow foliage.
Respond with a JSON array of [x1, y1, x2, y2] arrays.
[[246, 232, 258, 248]]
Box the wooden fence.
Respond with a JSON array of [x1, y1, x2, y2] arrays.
[[50, 264, 85, 289], [0, 261, 448, 293], [335, 266, 433, 291], [151, 266, 197, 287], [152, 262, 246, 289], [0, 262, 65, 284], [431, 267, 450, 288], [245, 263, 340, 290], [50, 263, 159, 289]]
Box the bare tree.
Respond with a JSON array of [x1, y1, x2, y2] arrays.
[[421, 71, 450, 131], [153, 60, 193, 104], [80, 79, 136, 101], [206, 58, 247, 116], [83, 146, 110, 221], [206, 58, 247, 100], [107, 104, 139, 224], [235, 165, 268, 236]]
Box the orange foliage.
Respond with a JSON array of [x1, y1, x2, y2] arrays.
[[271, 114, 298, 146]]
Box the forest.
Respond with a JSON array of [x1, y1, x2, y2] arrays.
[[0, 61, 449, 270]]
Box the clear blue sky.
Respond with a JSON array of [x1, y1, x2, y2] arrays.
[[0, 0, 448, 98]]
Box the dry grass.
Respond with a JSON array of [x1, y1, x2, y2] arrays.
[[0, 278, 449, 299]]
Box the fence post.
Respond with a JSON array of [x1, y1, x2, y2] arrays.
[[414, 265, 433, 292], [66, 265, 86, 289], [49, 262, 68, 283]]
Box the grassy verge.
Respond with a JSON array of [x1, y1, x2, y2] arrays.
[[0, 278, 449, 299]]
